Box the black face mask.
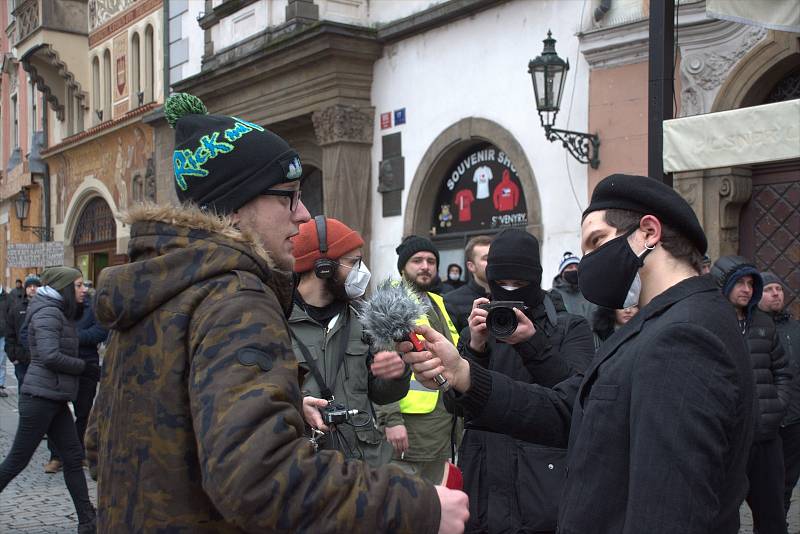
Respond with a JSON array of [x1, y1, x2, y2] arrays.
[[488, 280, 544, 308], [578, 227, 653, 309], [562, 270, 579, 286]]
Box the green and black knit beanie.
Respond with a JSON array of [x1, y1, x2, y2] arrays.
[[165, 93, 303, 214]]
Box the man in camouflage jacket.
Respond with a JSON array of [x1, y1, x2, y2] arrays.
[[85, 94, 468, 533]]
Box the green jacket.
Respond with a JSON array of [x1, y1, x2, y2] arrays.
[[289, 301, 410, 467], [85, 205, 440, 533], [376, 292, 462, 462]]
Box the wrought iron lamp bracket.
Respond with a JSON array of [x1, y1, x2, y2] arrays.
[[543, 125, 601, 169], [21, 223, 53, 241]]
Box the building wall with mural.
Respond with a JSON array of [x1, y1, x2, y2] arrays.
[[0, 0, 164, 287]]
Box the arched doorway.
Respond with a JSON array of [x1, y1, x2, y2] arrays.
[[73, 197, 116, 285], [738, 67, 800, 318], [405, 118, 542, 280]]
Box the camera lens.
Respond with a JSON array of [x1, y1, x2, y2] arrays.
[[487, 307, 518, 337]]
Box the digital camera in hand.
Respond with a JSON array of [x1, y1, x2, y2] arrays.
[[478, 301, 529, 338], [320, 401, 359, 426]]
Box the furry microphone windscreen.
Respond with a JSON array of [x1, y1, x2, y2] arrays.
[[357, 279, 429, 351]]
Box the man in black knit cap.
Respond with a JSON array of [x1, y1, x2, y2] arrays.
[[376, 235, 462, 484], [400, 173, 755, 534], [85, 94, 468, 533]]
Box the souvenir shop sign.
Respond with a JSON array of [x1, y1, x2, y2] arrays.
[[432, 143, 528, 234]]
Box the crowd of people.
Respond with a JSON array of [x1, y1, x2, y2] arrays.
[[0, 92, 797, 534]]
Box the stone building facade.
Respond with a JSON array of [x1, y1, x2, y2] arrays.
[[0, 0, 168, 285], [580, 0, 800, 316], [170, 0, 592, 283]]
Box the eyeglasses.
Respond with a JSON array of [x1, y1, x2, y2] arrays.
[[261, 188, 302, 212], [337, 256, 363, 271]]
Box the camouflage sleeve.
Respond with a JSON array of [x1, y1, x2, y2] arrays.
[[188, 288, 440, 534], [84, 401, 99, 478]]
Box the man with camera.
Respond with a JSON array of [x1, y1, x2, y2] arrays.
[[444, 235, 492, 336], [459, 228, 593, 533], [377, 236, 461, 484], [290, 216, 410, 467], [399, 174, 755, 533]]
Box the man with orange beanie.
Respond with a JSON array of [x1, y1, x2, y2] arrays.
[[290, 216, 411, 466]]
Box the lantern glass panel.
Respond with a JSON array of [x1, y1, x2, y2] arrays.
[[15, 191, 30, 220], [550, 68, 565, 110], [534, 69, 546, 108]]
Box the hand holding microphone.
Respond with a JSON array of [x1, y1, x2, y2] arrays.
[[397, 324, 472, 394], [359, 279, 452, 391]]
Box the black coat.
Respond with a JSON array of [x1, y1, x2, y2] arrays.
[[456, 275, 754, 534], [745, 308, 791, 440], [712, 255, 792, 439], [75, 299, 108, 362], [0, 290, 8, 337], [444, 278, 489, 336], [774, 311, 800, 425], [457, 295, 593, 533], [5, 296, 31, 364], [22, 291, 87, 402]]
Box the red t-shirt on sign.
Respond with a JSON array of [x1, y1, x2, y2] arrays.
[[454, 189, 476, 222]]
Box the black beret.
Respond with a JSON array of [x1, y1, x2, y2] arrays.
[[583, 174, 707, 254]]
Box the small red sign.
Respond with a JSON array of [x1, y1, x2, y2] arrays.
[[380, 112, 392, 130]]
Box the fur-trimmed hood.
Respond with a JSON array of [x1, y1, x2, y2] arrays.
[[95, 203, 292, 331]]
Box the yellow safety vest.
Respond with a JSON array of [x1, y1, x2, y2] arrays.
[[398, 291, 460, 414]]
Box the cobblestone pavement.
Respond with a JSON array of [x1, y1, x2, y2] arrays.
[[0, 361, 97, 533], [1, 360, 799, 532]]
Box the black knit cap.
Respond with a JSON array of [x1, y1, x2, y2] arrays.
[[396, 235, 440, 273], [166, 93, 303, 214], [486, 229, 542, 286], [583, 174, 708, 254]]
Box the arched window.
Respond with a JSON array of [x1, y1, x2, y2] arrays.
[[74, 197, 116, 246], [102, 48, 112, 121], [144, 25, 154, 103], [92, 56, 100, 124], [132, 174, 144, 202], [131, 32, 140, 107]]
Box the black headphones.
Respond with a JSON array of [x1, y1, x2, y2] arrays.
[[313, 215, 337, 279]]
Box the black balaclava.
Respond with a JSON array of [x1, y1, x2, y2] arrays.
[[486, 229, 544, 307]]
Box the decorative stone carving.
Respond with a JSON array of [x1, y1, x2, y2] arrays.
[[675, 167, 753, 260], [8, 69, 17, 93], [144, 157, 156, 202], [89, 0, 137, 32], [14, 0, 40, 44], [715, 167, 753, 257], [312, 105, 373, 146], [679, 26, 767, 117]]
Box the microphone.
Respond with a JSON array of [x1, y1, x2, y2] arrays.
[[358, 279, 451, 391]]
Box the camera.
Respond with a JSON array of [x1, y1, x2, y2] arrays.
[[320, 401, 359, 426], [479, 301, 529, 338]]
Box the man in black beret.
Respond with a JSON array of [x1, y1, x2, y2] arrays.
[[400, 173, 755, 533]]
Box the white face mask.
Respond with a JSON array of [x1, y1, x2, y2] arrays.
[[345, 262, 371, 299], [622, 272, 642, 309], [500, 285, 519, 292]]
